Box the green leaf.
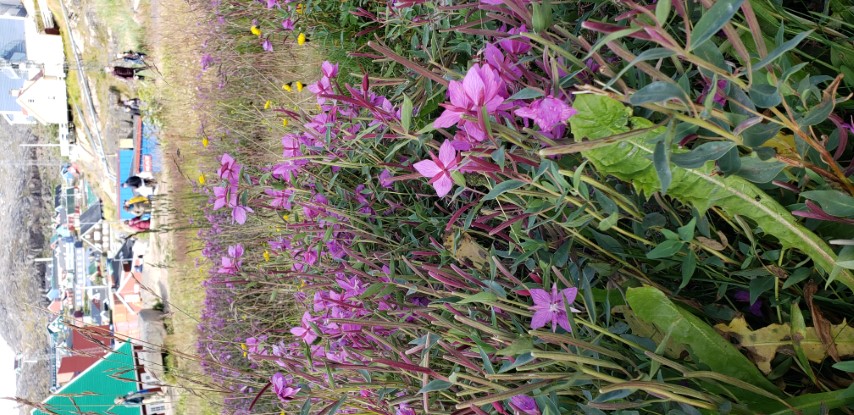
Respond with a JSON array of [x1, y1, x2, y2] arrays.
[[653, 139, 672, 194], [569, 94, 854, 292], [456, 291, 497, 305], [401, 95, 413, 132], [627, 286, 781, 405], [318, 397, 347, 415], [419, 380, 452, 393], [671, 141, 736, 168], [835, 245, 854, 271], [681, 250, 697, 288], [800, 190, 854, 218], [749, 83, 782, 108], [690, 0, 745, 51], [678, 218, 696, 242], [655, 0, 672, 24], [570, 93, 632, 140], [507, 88, 544, 100], [605, 48, 676, 88], [798, 94, 834, 127], [598, 212, 619, 231], [736, 157, 786, 183], [752, 30, 813, 72], [483, 180, 525, 201], [629, 81, 689, 106], [646, 240, 684, 259], [769, 385, 854, 415], [749, 275, 775, 305], [741, 123, 782, 147], [832, 361, 854, 372]]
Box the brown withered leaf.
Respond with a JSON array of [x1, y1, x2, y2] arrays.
[[804, 281, 840, 361], [715, 317, 854, 374], [443, 232, 488, 270], [696, 236, 725, 251]]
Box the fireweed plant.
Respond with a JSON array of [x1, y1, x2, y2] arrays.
[[184, 0, 854, 414]]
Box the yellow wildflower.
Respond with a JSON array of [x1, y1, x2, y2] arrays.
[[282, 83, 292, 92], [241, 343, 248, 358], [263, 250, 270, 262], [296, 3, 304, 14], [250, 25, 261, 36], [297, 32, 306, 46], [198, 174, 206, 185], [264, 100, 272, 110], [295, 81, 303, 92], [202, 137, 209, 147], [299, 280, 306, 288], [282, 214, 290, 222], [282, 118, 289, 127]]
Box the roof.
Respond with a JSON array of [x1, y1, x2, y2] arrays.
[[78, 202, 102, 237], [0, 16, 27, 112], [33, 342, 140, 415]]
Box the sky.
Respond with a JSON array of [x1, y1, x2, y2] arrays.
[[0, 339, 19, 413]]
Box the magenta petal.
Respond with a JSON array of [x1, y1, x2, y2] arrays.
[[434, 108, 463, 128], [528, 289, 550, 305], [433, 174, 454, 197], [530, 309, 550, 329], [413, 160, 442, 178], [438, 140, 456, 166], [561, 287, 578, 304], [447, 80, 468, 108], [556, 312, 573, 332]]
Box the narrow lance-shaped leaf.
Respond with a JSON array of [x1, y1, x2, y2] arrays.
[[690, 0, 746, 51], [569, 94, 854, 292]]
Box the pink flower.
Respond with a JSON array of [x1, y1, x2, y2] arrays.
[[271, 373, 300, 401], [510, 395, 540, 415], [529, 284, 579, 332], [262, 38, 273, 52], [282, 134, 302, 158], [484, 43, 521, 82], [290, 312, 318, 344], [378, 169, 393, 189], [498, 25, 532, 55], [413, 140, 460, 197], [232, 203, 253, 225], [321, 61, 339, 78], [265, 188, 293, 210], [218, 153, 241, 183], [306, 77, 333, 104], [213, 185, 237, 210], [281, 18, 294, 30], [514, 96, 577, 133], [434, 63, 507, 142]]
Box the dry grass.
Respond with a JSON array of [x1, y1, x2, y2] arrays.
[[146, 0, 327, 411]]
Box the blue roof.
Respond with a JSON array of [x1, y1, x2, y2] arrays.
[[118, 149, 136, 220], [0, 16, 26, 112]]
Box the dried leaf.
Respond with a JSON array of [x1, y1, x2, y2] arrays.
[[715, 317, 854, 374], [444, 232, 489, 270], [804, 282, 840, 361], [697, 236, 725, 251]]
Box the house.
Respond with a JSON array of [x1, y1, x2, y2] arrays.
[[33, 341, 168, 415], [15, 68, 68, 124], [56, 324, 112, 385], [0, 14, 35, 124]]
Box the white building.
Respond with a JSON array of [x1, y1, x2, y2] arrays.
[[0, 1, 67, 127]]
